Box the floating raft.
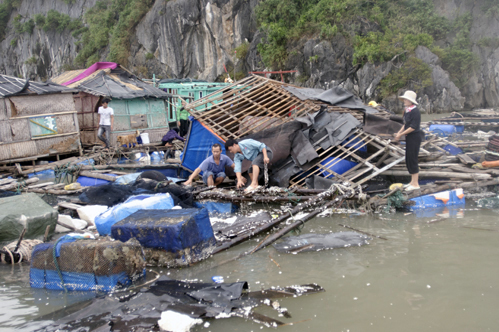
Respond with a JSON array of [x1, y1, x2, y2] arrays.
[[111, 208, 216, 267], [30, 237, 146, 291]]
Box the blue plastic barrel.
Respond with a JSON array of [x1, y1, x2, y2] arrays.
[[342, 136, 367, 153], [429, 124, 458, 137], [320, 157, 357, 179]]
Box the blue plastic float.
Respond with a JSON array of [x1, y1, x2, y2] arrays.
[[409, 188, 465, 210], [429, 124, 464, 137]]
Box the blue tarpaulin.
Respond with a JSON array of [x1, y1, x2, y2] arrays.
[[95, 193, 174, 235], [194, 201, 238, 215], [181, 118, 226, 172]]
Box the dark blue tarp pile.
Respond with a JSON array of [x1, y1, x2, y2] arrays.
[[111, 208, 215, 255]]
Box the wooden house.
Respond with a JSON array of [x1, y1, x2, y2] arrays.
[[51, 63, 173, 146], [0, 75, 81, 163]]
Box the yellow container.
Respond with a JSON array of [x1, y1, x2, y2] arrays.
[[64, 182, 82, 190]]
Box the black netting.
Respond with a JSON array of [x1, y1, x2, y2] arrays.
[[136, 170, 168, 182], [79, 184, 135, 206], [79, 179, 194, 208]]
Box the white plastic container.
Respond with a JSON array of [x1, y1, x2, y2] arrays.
[[140, 133, 150, 144]]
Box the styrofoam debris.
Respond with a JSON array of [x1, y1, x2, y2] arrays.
[[55, 215, 88, 233], [77, 205, 108, 226], [158, 310, 203, 332]]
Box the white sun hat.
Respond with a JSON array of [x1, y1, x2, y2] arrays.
[[398, 90, 418, 105]]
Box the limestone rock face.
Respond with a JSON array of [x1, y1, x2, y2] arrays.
[[0, 0, 499, 112], [0, 0, 100, 80], [415, 46, 465, 113], [127, 0, 259, 81]]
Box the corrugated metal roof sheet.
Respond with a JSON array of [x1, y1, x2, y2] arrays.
[[50, 66, 170, 100], [0, 75, 76, 98]]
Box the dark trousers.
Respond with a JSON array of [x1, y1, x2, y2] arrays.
[[179, 119, 190, 137], [406, 132, 422, 174]]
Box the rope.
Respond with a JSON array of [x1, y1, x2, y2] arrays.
[[52, 237, 68, 292], [1, 239, 42, 264], [264, 163, 269, 188], [15, 179, 26, 194], [54, 163, 82, 184]]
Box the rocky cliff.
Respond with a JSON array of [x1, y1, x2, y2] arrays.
[[0, 0, 498, 113]]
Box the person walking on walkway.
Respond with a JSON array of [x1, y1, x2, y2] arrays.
[[183, 144, 234, 187], [225, 138, 272, 192], [394, 90, 422, 191], [97, 98, 114, 149]]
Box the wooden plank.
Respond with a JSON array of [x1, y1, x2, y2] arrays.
[[57, 202, 84, 210], [0, 178, 15, 186], [381, 170, 491, 180], [79, 171, 117, 182], [27, 181, 55, 189], [457, 154, 477, 165]]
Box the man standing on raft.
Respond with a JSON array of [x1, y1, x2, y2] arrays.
[[393, 90, 422, 191], [225, 139, 272, 192]]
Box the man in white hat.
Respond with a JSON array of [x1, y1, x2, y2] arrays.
[[393, 90, 422, 191]]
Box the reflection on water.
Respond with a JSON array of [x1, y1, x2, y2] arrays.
[[3, 202, 499, 331]]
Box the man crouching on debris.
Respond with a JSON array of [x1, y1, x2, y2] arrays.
[[225, 138, 272, 192], [183, 143, 235, 187]]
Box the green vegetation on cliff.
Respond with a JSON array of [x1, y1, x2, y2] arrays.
[[0, 0, 19, 41], [256, 0, 477, 93], [75, 0, 154, 67]]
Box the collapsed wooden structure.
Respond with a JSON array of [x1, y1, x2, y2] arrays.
[[185, 75, 371, 140], [185, 75, 410, 189]]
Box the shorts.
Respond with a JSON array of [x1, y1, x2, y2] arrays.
[[202, 171, 226, 184], [248, 149, 273, 173]]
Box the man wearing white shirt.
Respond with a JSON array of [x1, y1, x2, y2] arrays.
[[97, 98, 114, 148]]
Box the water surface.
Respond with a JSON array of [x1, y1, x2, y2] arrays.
[[2, 201, 499, 331]]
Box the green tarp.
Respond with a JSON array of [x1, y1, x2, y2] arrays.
[[0, 193, 58, 243]]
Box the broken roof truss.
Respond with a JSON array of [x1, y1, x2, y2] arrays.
[[185, 75, 358, 140]]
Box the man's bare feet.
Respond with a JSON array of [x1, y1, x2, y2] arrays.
[[244, 184, 259, 193]]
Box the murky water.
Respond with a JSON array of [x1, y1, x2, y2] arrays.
[[2, 201, 499, 331]]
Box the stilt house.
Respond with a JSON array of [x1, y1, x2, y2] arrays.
[[51, 62, 173, 146], [0, 75, 80, 163]]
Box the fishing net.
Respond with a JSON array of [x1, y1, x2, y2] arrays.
[[136, 170, 167, 182], [30, 237, 145, 292], [79, 179, 194, 208]]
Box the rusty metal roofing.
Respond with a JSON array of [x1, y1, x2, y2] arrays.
[[50, 67, 170, 100], [0, 75, 75, 98]]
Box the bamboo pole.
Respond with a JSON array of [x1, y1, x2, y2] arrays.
[[380, 170, 491, 180], [0, 177, 39, 191], [78, 171, 117, 182]]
